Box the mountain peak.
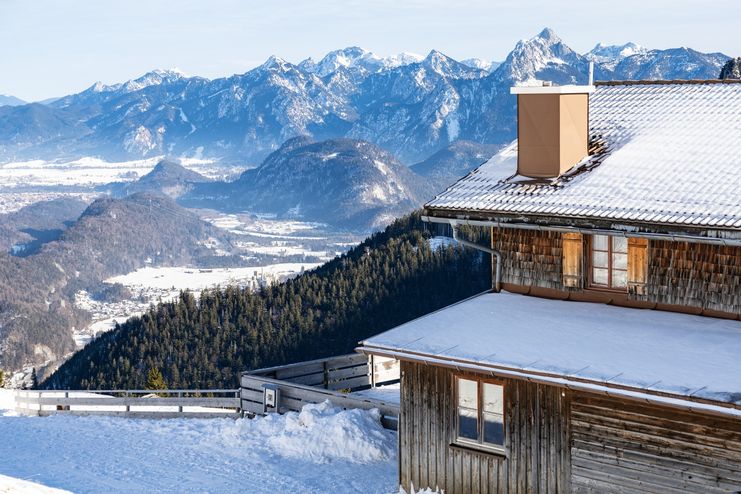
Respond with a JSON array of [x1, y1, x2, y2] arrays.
[[121, 69, 187, 92], [585, 42, 647, 68], [461, 58, 499, 72], [309, 47, 380, 76], [536, 27, 560, 43], [425, 49, 446, 60], [422, 50, 456, 71], [145, 158, 208, 182], [259, 55, 291, 71]]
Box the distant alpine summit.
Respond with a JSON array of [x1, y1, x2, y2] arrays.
[[0, 29, 730, 164]]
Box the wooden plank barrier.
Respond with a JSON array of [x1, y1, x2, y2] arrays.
[[14, 389, 241, 419], [241, 353, 400, 430]]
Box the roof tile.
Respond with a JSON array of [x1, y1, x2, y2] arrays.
[[427, 82, 741, 229]]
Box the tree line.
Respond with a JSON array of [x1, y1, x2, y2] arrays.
[[44, 213, 491, 390]]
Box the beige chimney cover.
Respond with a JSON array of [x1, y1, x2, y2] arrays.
[[512, 84, 592, 178]]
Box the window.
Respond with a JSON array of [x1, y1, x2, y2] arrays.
[[455, 377, 505, 451], [589, 234, 627, 290]]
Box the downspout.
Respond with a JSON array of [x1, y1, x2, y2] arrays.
[[450, 222, 502, 292]]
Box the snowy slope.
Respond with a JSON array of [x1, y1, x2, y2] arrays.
[[0, 391, 397, 494]]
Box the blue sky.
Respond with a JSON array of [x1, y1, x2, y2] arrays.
[[1, 0, 739, 101]]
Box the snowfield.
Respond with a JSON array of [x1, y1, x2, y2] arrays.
[[106, 264, 321, 292], [0, 391, 398, 493]]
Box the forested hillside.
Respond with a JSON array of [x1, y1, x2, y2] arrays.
[[0, 193, 237, 371], [44, 214, 491, 389]]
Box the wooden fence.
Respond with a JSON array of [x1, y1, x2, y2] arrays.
[[14, 389, 241, 419], [241, 353, 400, 429]]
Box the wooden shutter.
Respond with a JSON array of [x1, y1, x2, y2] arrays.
[[627, 237, 649, 295], [562, 232, 583, 288]]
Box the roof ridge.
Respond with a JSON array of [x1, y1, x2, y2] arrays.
[[595, 79, 741, 86]]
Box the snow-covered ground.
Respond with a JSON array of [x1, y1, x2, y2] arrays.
[[0, 156, 243, 214], [0, 475, 72, 494], [107, 264, 320, 291], [0, 156, 238, 189], [73, 263, 322, 347], [0, 390, 398, 493], [351, 383, 400, 406]]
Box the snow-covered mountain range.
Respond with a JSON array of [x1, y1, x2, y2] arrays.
[[0, 28, 731, 164]]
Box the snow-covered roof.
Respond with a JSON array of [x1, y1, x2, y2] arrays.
[[359, 292, 741, 410], [427, 81, 741, 230]]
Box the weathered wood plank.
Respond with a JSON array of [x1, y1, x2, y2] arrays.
[[571, 390, 741, 494], [33, 397, 239, 408], [274, 362, 325, 381], [327, 364, 368, 382], [324, 353, 368, 370], [37, 410, 239, 419], [327, 374, 369, 391]]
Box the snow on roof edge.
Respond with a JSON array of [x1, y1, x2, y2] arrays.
[[358, 291, 741, 411], [357, 345, 741, 419]]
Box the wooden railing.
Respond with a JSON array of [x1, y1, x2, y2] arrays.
[[241, 353, 400, 429], [14, 389, 241, 419]]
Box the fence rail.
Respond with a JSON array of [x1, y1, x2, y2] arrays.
[[14, 389, 241, 419], [241, 353, 400, 429]]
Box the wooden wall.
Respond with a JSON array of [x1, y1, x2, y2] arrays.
[[491, 228, 565, 291], [571, 392, 741, 493], [491, 228, 741, 315], [640, 240, 741, 314], [399, 361, 571, 493]]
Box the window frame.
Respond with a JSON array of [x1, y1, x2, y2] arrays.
[[587, 234, 628, 292], [453, 375, 506, 454]]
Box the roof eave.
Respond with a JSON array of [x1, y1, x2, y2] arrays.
[[356, 343, 741, 419], [422, 207, 741, 243]]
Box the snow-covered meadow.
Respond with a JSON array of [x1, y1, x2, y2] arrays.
[[72, 262, 323, 347], [0, 391, 399, 493]]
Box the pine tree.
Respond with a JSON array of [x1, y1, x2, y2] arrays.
[[719, 57, 741, 80], [145, 367, 167, 391], [42, 212, 492, 390], [31, 368, 38, 389]]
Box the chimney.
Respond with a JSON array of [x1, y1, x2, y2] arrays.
[[510, 81, 594, 178]]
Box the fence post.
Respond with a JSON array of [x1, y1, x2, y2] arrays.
[[370, 355, 376, 388]]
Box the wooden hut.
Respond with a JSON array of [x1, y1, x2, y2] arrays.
[[358, 79, 741, 493]]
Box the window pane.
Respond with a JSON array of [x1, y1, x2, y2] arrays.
[[592, 251, 608, 268], [612, 236, 627, 253], [592, 235, 608, 251], [482, 383, 503, 414], [458, 408, 478, 440], [592, 267, 608, 285], [457, 378, 478, 409], [612, 252, 627, 270], [612, 269, 627, 288], [483, 412, 504, 446]]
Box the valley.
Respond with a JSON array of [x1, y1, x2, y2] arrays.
[[0, 159, 366, 381], [0, 26, 735, 386]]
